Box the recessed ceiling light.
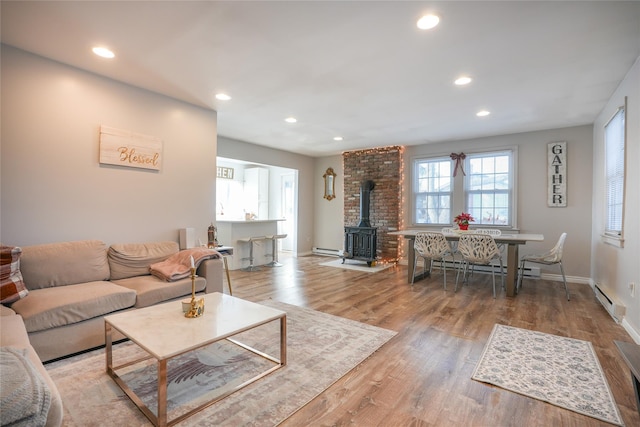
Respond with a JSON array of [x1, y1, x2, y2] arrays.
[[333, 136, 343, 141], [417, 14, 440, 30], [215, 93, 231, 101], [92, 47, 115, 59], [455, 76, 472, 86], [285, 117, 297, 123], [477, 110, 491, 117]]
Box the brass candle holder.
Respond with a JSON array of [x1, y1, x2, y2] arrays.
[[185, 267, 205, 318]]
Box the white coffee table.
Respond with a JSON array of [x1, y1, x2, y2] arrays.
[[104, 292, 286, 427]]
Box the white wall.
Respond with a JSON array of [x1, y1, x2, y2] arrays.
[[592, 56, 640, 340], [217, 136, 315, 255], [314, 155, 344, 252], [1, 46, 218, 246], [314, 125, 594, 280]]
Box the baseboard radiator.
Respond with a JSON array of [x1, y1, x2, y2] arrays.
[[312, 247, 341, 257], [594, 283, 626, 323], [432, 260, 540, 278]]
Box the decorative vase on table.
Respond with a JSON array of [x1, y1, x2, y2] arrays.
[[459, 223, 469, 231]]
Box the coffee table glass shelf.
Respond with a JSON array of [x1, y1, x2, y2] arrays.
[[104, 292, 287, 427]]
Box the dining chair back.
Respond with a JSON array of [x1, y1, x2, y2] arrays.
[[413, 232, 452, 289], [456, 233, 504, 298], [518, 232, 569, 300]]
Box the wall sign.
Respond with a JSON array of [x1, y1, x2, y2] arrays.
[[99, 125, 162, 171], [547, 141, 567, 207], [217, 166, 234, 179]]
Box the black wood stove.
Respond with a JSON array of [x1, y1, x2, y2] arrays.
[[342, 180, 377, 266]]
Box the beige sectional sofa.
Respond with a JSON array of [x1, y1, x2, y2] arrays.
[[4, 239, 224, 362]]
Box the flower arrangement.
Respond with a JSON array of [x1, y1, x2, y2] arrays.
[[454, 212, 475, 230]]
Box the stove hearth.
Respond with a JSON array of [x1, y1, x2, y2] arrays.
[[342, 180, 377, 266]]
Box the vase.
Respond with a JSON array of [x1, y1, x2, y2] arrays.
[[459, 223, 469, 230]]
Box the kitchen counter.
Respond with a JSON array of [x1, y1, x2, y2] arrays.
[[216, 219, 285, 270]]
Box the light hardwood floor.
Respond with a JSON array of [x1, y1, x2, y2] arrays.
[[229, 254, 639, 427]]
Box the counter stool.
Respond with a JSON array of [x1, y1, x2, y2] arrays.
[[265, 234, 287, 267], [238, 236, 266, 271]]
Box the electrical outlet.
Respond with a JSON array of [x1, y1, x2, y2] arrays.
[[629, 282, 636, 298]]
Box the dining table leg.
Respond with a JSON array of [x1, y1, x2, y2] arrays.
[[406, 237, 415, 283], [505, 243, 519, 297]]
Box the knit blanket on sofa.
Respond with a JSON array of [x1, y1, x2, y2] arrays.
[[0, 347, 51, 427], [149, 248, 221, 282]]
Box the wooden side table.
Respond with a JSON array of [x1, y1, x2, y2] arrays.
[[216, 246, 234, 295], [615, 340, 640, 415]]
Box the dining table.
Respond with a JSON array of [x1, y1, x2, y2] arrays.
[[389, 230, 544, 297]]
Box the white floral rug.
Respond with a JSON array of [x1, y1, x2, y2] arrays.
[[472, 324, 623, 426]]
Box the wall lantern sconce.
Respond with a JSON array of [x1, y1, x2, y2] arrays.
[[323, 167, 337, 201]]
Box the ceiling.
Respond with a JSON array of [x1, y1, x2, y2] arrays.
[[2, 1, 639, 157]]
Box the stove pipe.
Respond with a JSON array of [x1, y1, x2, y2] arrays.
[[358, 180, 375, 227]]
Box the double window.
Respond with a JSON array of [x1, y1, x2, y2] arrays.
[[413, 149, 515, 227]]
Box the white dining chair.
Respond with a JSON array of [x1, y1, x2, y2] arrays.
[[413, 232, 453, 289], [455, 233, 504, 298], [472, 229, 504, 253], [518, 233, 569, 300]]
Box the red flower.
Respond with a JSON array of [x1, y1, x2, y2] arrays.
[[454, 212, 475, 225]]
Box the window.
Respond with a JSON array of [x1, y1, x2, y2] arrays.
[[412, 149, 515, 226], [413, 158, 451, 224], [465, 152, 513, 226], [604, 104, 626, 236]]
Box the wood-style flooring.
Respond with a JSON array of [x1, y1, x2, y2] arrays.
[[228, 254, 639, 427]]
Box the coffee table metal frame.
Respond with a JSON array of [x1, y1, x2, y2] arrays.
[[104, 293, 287, 427]]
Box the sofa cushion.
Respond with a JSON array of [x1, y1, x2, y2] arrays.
[[108, 241, 179, 280], [0, 347, 52, 427], [1, 245, 29, 305], [112, 275, 206, 308], [10, 281, 136, 333], [20, 240, 109, 290]]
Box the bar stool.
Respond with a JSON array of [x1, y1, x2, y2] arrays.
[[238, 236, 266, 271], [265, 234, 287, 267]]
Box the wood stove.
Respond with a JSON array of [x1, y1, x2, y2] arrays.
[[342, 180, 377, 266]]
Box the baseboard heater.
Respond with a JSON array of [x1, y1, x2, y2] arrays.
[[312, 247, 341, 257], [594, 283, 625, 323], [433, 260, 540, 278]]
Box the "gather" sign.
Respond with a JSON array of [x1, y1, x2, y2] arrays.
[[547, 141, 567, 207]]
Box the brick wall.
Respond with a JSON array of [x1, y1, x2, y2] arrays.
[[343, 146, 403, 262]]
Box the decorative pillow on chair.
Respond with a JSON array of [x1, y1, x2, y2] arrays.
[[1, 245, 29, 305]]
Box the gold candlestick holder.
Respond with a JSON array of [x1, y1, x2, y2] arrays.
[[185, 267, 205, 318]]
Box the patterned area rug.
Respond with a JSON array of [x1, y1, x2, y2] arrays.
[[472, 324, 623, 426], [319, 258, 393, 273], [46, 300, 396, 426]]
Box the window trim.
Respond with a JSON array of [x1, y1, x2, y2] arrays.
[[463, 149, 517, 228], [411, 147, 518, 229], [602, 97, 627, 245], [411, 155, 452, 226]]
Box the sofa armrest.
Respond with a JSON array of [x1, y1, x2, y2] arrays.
[[197, 257, 224, 294]]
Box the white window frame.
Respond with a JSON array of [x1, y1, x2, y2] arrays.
[[411, 148, 517, 228], [603, 100, 626, 245], [412, 156, 452, 225], [464, 150, 515, 227]]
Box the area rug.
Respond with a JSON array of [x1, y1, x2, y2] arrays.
[[319, 258, 393, 273], [46, 300, 396, 426], [472, 324, 623, 426]]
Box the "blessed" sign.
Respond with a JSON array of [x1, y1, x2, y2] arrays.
[[99, 125, 162, 171]]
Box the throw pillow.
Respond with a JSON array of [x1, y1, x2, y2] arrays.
[[1, 245, 29, 305]]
